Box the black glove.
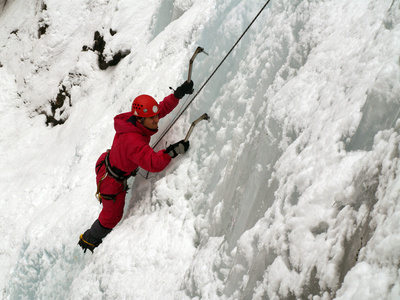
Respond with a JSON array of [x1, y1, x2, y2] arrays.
[[174, 80, 194, 99], [165, 140, 190, 158]]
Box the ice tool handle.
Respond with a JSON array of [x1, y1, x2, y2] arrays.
[[187, 47, 208, 83], [184, 113, 210, 142]]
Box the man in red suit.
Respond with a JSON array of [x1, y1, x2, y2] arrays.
[[78, 80, 193, 253]]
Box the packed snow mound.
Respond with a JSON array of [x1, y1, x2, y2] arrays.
[[0, 0, 399, 299]]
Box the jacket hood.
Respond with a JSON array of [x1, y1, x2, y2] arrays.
[[114, 112, 158, 136]]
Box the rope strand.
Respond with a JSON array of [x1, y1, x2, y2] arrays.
[[152, 0, 272, 149]]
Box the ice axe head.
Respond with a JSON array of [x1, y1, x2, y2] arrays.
[[184, 113, 210, 142], [187, 46, 209, 83]]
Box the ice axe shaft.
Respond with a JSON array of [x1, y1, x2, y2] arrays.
[[184, 113, 210, 142], [187, 46, 208, 83]]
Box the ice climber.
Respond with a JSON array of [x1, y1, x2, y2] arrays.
[[78, 80, 193, 253]]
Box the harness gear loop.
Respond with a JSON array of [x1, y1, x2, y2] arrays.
[[104, 152, 131, 182], [95, 172, 108, 204]]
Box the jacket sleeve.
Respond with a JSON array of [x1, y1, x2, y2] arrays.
[[158, 94, 180, 119], [127, 136, 172, 173]]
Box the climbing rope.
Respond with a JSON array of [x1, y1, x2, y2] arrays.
[[134, 0, 272, 178], [152, 0, 272, 150]]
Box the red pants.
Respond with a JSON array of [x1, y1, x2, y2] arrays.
[[95, 152, 126, 229]]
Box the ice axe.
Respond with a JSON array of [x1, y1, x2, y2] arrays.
[[184, 113, 210, 142], [187, 46, 208, 83], [140, 47, 209, 178], [156, 45, 208, 148], [183, 48, 210, 141]]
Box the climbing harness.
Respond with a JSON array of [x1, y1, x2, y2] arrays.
[[95, 151, 130, 203]]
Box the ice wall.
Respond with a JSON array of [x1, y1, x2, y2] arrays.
[[0, 0, 399, 299]]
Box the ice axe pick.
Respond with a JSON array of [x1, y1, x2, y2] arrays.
[[184, 113, 210, 142]]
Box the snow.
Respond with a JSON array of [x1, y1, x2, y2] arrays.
[[1, 0, 399, 299]]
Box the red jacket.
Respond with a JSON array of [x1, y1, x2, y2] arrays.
[[107, 93, 179, 174]]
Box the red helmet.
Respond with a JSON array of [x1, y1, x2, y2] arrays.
[[131, 94, 159, 118]]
